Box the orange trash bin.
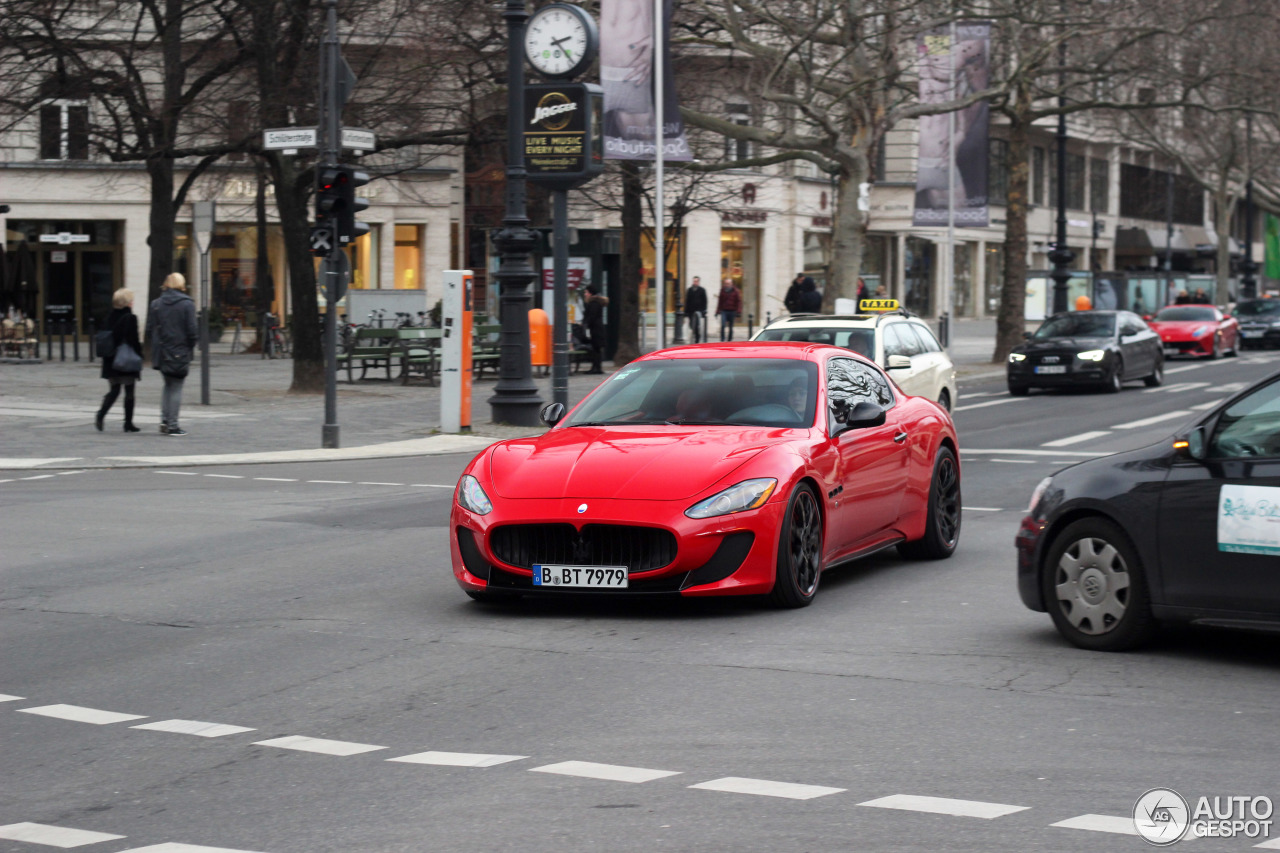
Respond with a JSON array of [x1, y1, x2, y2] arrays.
[[529, 308, 551, 373]]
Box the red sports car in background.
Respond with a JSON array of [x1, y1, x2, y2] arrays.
[[1146, 304, 1239, 358], [451, 342, 961, 608]]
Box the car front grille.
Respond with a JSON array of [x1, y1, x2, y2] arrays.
[[490, 523, 678, 572]]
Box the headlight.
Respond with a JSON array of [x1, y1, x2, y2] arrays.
[[456, 474, 493, 515], [1192, 326, 1210, 337], [1008, 352, 1027, 363], [685, 478, 777, 519], [1076, 350, 1106, 361], [1028, 476, 1053, 513]]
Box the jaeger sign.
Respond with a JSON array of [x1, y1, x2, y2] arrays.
[[525, 83, 604, 189]]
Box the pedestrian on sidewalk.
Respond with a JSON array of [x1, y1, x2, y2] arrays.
[[684, 275, 707, 343], [583, 283, 608, 374], [716, 277, 741, 341], [146, 272, 197, 436], [95, 288, 142, 433]]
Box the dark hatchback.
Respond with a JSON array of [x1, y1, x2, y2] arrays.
[[1007, 310, 1164, 395], [1236, 298, 1280, 349], [1017, 369, 1280, 650]]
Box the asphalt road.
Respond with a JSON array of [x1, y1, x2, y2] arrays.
[[3, 352, 1279, 853]]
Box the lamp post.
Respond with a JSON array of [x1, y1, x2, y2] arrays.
[[488, 0, 545, 426], [1048, 5, 1075, 314], [1240, 112, 1258, 300]]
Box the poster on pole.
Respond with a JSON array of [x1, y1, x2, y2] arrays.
[[600, 0, 691, 161], [913, 22, 991, 228]]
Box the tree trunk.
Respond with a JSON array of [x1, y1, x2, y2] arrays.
[[255, 158, 274, 317], [146, 159, 177, 305], [1212, 189, 1234, 305], [993, 105, 1032, 363], [268, 154, 322, 392], [614, 161, 643, 365], [823, 159, 868, 311]]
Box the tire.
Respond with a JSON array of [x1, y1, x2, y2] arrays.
[[466, 590, 519, 605], [1041, 517, 1157, 651], [1008, 383, 1030, 397], [1143, 356, 1164, 387], [1227, 336, 1239, 357], [898, 445, 961, 560], [770, 482, 823, 608], [1103, 359, 1123, 393], [937, 389, 951, 411], [1209, 336, 1221, 359]]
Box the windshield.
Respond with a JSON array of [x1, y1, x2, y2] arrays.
[[1236, 300, 1280, 317], [754, 327, 876, 359], [1033, 313, 1116, 340], [1154, 306, 1216, 322], [563, 358, 819, 428]]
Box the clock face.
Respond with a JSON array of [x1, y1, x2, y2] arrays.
[[525, 5, 594, 78]]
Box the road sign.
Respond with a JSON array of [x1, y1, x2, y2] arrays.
[[341, 128, 375, 153], [192, 201, 216, 256], [310, 224, 334, 256], [264, 127, 318, 150]]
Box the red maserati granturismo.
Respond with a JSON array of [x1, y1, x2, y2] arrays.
[[1147, 304, 1239, 358], [450, 342, 961, 608]]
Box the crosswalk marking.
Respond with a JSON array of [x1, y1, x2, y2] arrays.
[[251, 735, 385, 756], [529, 760, 681, 783], [1110, 410, 1192, 429], [1050, 814, 1137, 835], [0, 693, 25, 702], [690, 777, 845, 800], [117, 845, 268, 853], [0, 822, 125, 847], [131, 719, 256, 738], [1254, 837, 1280, 849], [388, 751, 527, 768], [1041, 430, 1111, 447], [858, 794, 1030, 819], [17, 704, 146, 725]]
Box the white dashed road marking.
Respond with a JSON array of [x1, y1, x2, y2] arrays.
[[1111, 410, 1192, 429], [858, 794, 1030, 819], [0, 693, 25, 702], [955, 398, 1022, 412], [1050, 814, 1138, 835], [1041, 430, 1111, 447], [131, 719, 256, 738], [0, 822, 125, 847], [389, 751, 527, 768], [357, 482, 403, 486], [155, 471, 198, 476], [203, 474, 243, 479], [306, 480, 351, 484], [1192, 400, 1225, 410], [992, 458, 1038, 464], [20, 474, 57, 480], [1254, 837, 1280, 849], [962, 506, 1002, 512], [18, 704, 146, 725], [252, 735, 386, 757], [117, 844, 268, 853], [962, 449, 1104, 457], [410, 484, 454, 489], [529, 760, 681, 783], [1153, 381, 1210, 393], [690, 777, 845, 800], [252, 477, 297, 482]]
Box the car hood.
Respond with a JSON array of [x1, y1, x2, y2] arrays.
[[1147, 320, 1207, 333], [1018, 337, 1111, 353], [487, 427, 793, 500]]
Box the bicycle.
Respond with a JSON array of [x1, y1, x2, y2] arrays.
[[262, 312, 291, 359]]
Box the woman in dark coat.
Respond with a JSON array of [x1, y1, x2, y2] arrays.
[[96, 288, 142, 432]]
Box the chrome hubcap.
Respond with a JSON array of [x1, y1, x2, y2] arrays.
[[1054, 536, 1130, 635]]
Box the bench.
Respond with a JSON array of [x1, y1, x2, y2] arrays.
[[336, 326, 398, 382], [395, 328, 443, 385], [472, 323, 503, 378]]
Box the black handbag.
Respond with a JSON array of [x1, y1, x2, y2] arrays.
[[112, 342, 143, 373], [95, 328, 117, 360]]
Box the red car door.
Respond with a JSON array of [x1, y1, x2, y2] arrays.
[[824, 356, 910, 555]]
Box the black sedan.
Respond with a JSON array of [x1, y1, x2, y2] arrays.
[[1236, 298, 1280, 349], [1007, 310, 1164, 395], [1017, 369, 1280, 650]]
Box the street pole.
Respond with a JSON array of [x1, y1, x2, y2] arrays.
[[192, 201, 215, 406], [1241, 112, 1258, 300], [489, 0, 544, 426], [653, 0, 666, 350], [1048, 3, 1074, 314], [552, 189, 569, 409], [1164, 169, 1175, 302], [320, 0, 341, 448], [940, 21, 956, 347]]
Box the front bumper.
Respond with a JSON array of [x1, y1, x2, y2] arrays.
[[1159, 336, 1213, 357], [1007, 360, 1110, 387], [451, 496, 786, 597], [1238, 326, 1280, 347]]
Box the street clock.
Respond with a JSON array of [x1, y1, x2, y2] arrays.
[[524, 3, 597, 80]]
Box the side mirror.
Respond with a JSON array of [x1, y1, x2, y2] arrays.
[[833, 401, 886, 433], [1143, 315, 1153, 321], [539, 402, 566, 427], [886, 354, 911, 370], [1174, 425, 1207, 461], [1022, 331, 1033, 340]]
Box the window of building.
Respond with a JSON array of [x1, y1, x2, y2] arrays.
[[1089, 157, 1109, 213], [724, 103, 752, 163], [1031, 147, 1045, 206], [39, 101, 89, 160], [394, 224, 424, 290], [988, 138, 1009, 205], [227, 101, 251, 162], [1049, 151, 1086, 211], [1119, 164, 1203, 225]]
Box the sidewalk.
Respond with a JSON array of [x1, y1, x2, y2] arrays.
[[0, 318, 1004, 470]]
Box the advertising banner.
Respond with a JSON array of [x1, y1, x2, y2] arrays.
[[913, 22, 991, 228], [1265, 213, 1280, 280], [600, 0, 691, 161]]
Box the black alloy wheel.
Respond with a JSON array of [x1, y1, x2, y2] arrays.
[[770, 483, 823, 608], [938, 389, 951, 411], [899, 446, 961, 560], [1143, 357, 1164, 387], [1104, 358, 1124, 393], [1210, 335, 1221, 359], [1041, 517, 1157, 651]]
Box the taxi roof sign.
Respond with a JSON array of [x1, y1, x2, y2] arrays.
[[858, 298, 900, 312]]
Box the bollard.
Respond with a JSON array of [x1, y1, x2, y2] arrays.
[[747, 313, 754, 338], [766, 311, 772, 325], [73, 321, 80, 362], [46, 322, 53, 361], [88, 318, 97, 360], [59, 320, 67, 362]]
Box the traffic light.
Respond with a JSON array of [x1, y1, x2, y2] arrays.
[[315, 164, 369, 249]]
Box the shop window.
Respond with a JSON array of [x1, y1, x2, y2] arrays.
[[344, 227, 379, 290], [39, 101, 89, 160], [394, 224, 424, 290], [1090, 158, 1109, 213]]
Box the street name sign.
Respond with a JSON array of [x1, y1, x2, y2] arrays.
[[264, 127, 318, 150]]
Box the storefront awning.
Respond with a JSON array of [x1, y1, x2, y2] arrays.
[[1115, 226, 1208, 254]]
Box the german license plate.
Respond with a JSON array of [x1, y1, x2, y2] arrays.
[[1243, 330, 1264, 338], [1034, 365, 1067, 374], [532, 565, 628, 588], [1164, 347, 1180, 356]]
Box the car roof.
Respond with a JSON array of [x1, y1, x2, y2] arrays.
[[761, 312, 922, 329]]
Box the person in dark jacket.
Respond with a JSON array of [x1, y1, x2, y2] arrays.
[[95, 289, 142, 433], [716, 278, 742, 341], [683, 276, 708, 343], [146, 272, 198, 436], [798, 276, 823, 313], [582, 283, 609, 374], [784, 273, 807, 314]]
